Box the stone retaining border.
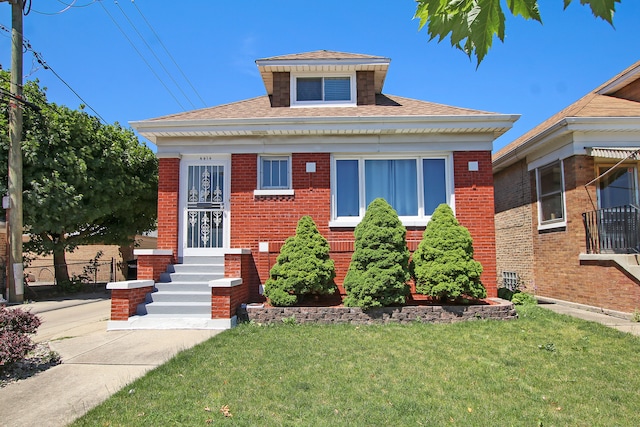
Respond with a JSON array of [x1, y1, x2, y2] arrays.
[[238, 298, 517, 325]]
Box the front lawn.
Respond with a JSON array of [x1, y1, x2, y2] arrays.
[[72, 306, 640, 426]]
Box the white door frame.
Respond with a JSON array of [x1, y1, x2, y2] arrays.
[[178, 156, 231, 259]]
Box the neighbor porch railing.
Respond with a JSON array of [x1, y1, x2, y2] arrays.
[[582, 205, 640, 254]]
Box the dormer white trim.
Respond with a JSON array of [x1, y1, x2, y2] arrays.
[[290, 71, 357, 108], [256, 51, 391, 95]]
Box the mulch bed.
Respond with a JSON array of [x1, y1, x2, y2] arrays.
[[0, 342, 61, 388]]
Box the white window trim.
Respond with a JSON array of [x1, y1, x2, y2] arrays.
[[254, 189, 295, 197], [329, 154, 453, 228], [290, 71, 357, 108], [257, 155, 292, 191], [536, 160, 567, 230]]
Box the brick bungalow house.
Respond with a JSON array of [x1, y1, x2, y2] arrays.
[[493, 60, 640, 315], [108, 50, 518, 329]]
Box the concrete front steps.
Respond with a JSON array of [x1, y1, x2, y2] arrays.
[[123, 256, 230, 330]]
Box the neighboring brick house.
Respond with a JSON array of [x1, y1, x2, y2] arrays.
[[111, 50, 518, 329], [494, 60, 640, 314]]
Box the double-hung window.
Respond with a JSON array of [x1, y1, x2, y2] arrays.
[[292, 74, 355, 106], [333, 156, 449, 225], [536, 160, 565, 228], [259, 156, 291, 190]]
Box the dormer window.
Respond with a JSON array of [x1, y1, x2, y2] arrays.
[[291, 73, 356, 107]]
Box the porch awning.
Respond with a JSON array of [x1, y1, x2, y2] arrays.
[[587, 147, 640, 160]]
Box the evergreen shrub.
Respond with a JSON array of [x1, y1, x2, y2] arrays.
[[413, 204, 486, 301], [511, 292, 537, 306], [0, 307, 42, 368], [264, 216, 336, 306], [343, 198, 411, 309]]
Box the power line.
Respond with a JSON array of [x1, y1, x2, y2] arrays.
[[31, 50, 107, 123], [97, 0, 186, 111], [32, 1, 97, 15], [131, 0, 207, 108], [0, 23, 107, 123], [32, 0, 76, 15], [114, 0, 196, 109], [0, 86, 41, 111]]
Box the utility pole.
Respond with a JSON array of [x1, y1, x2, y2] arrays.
[[4, 0, 24, 303]]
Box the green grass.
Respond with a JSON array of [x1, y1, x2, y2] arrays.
[[72, 306, 640, 426]]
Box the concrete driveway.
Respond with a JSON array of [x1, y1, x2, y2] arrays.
[[0, 294, 221, 427]]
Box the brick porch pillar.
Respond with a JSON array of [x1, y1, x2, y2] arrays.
[[157, 155, 181, 263], [107, 280, 154, 321]]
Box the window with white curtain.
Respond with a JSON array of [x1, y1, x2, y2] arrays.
[[333, 156, 449, 223]]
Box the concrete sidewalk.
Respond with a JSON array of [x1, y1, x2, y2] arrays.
[[0, 296, 221, 427], [537, 297, 640, 336]]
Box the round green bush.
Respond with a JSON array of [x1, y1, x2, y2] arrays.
[[511, 292, 537, 306], [343, 198, 411, 309], [413, 204, 486, 302], [264, 216, 336, 306]]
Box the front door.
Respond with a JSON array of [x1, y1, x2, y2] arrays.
[[182, 161, 229, 256]]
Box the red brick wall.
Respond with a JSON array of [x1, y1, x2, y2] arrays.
[[225, 253, 256, 301], [494, 159, 534, 290], [110, 286, 153, 320], [137, 254, 173, 282], [157, 157, 180, 261], [230, 153, 332, 299], [453, 151, 497, 297], [531, 155, 640, 312], [230, 151, 497, 300], [211, 283, 251, 319]]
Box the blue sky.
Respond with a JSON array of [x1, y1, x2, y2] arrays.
[[1, 1, 639, 153]]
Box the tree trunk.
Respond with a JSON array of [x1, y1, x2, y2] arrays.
[[53, 243, 70, 285]]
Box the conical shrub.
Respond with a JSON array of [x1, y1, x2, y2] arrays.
[[413, 204, 486, 301], [343, 198, 410, 309], [263, 215, 336, 306]]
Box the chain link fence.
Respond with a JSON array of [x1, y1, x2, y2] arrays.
[[24, 258, 119, 286]]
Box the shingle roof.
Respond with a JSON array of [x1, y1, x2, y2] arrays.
[[257, 50, 388, 62], [148, 94, 498, 122], [494, 60, 640, 162]]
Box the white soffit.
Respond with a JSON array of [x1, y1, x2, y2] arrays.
[[587, 147, 640, 160], [133, 115, 519, 143], [257, 62, 390, 94]]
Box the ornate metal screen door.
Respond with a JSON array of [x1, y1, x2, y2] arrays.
[[186, 164, 225, 250]]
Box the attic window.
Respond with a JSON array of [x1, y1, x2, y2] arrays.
[[292, 73, 355, 106]]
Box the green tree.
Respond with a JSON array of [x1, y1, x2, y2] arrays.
[[415, 0, 620, 65], [264, 216, 336, 306], [0, 71, 158, 286], [343, 198, 411, 309], [413, 204, 486, 301]]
